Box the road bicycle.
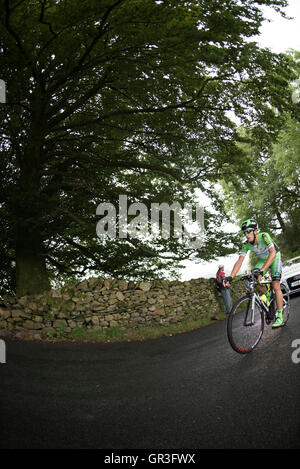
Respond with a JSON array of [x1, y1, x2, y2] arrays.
[[227, 271, 290, 354]]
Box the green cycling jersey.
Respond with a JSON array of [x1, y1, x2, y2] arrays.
[[239, 232, 279, 259]]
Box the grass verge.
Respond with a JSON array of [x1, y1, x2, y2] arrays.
[[46, 312, 227, 344]]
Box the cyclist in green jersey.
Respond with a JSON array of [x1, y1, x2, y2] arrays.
[[226, 219, 284, 328]]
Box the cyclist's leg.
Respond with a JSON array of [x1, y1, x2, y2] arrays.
[[271, 252, 283, 308], [254, 259, 268, 295], [270, 252, 284, 327]]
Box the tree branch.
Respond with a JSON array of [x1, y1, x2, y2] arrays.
[[38, 0, 57, 38], [48, 0, 126, 95], [58, 74, 233, 131], [4, 0, 38, 81], [47, 69, 111, 128]]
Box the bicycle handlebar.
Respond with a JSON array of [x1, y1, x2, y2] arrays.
[[240, 271, 272, 284]]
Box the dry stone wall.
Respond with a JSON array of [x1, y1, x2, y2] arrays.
[[0, 277, 244, 340]]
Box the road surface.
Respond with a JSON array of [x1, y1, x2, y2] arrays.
[[1, 296, 299, 449]]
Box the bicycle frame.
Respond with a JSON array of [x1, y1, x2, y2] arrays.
[[243, 292, 268, 326], [243, 274, 275, 324]]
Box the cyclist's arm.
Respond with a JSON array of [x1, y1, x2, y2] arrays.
[[230, 255, 245, 278], [259, 246, 276, 272]]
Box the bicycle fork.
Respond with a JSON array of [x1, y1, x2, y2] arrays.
[[244, 294, 261, 326]]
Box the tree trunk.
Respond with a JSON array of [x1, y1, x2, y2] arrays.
[[276, 211, 286, 232], [14, 110, 50, 296], [15, 229, 50, 297]]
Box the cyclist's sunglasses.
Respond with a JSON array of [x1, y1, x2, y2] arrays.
[[243, 229, 254, 234]]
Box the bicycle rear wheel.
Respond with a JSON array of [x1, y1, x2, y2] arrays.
[[227, 295, 264, 354]]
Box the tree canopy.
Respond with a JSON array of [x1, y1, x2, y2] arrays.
[[222, 109, 300, 262], [0, 0, 298, 296]]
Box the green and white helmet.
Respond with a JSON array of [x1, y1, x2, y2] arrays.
[[241, 218, 258, 232]]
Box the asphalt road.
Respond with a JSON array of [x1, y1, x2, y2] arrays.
[[1, 295, 299, 449]]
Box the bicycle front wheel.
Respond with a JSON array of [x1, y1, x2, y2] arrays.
[[227, 295, 264, 354]]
